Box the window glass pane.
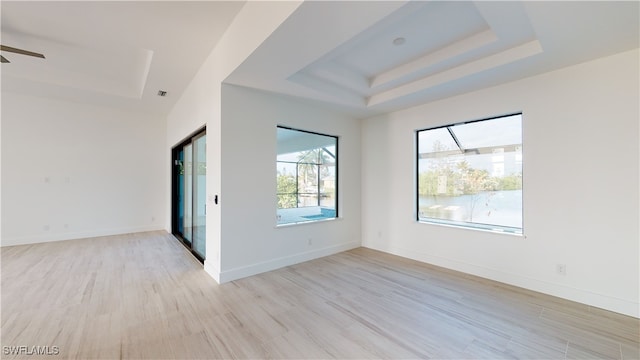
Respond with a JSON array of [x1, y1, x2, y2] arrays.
[[277, 127, 338, 225], [319, 160, 336, 208], [277, 162, 297, 209], [453, 114, 522, 149], [192, 134, 206, 258], [417, 127, 460, 154], [417, 114, 522, 233], [277, 152, 300, 162], [183, 143, 193, 242]]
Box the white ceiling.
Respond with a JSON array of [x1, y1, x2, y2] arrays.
[[226, 1, 639, 118], [1, 1, 638, 119], [1, 1, 245, 115]]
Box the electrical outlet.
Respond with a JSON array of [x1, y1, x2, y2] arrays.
[[556, 264, 567, 275]]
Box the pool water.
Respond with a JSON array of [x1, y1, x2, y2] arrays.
[[277, 207, 336, 225]]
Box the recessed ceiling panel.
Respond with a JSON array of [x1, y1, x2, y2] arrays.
[[287, 1, 547, 110], [367, 40, 543, 106], [2, 31, 153, 99], [334, 1, 490, 78], [1, 1, 245, 114]]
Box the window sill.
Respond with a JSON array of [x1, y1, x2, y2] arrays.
[[417, 219, 525, 238], [276, 217, 340, 229]]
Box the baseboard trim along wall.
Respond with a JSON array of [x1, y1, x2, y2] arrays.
[[204, 260, 221, 283], [364, 243, 639, 319], [217, 241, 361, 284], [0, 225, 165, 247]]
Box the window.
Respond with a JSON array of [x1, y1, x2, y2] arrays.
[[417, 114, 522, 233], [277, 126, 338, 225]]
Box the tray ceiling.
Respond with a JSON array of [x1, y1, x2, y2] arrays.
[[226, 1, 639, 117]]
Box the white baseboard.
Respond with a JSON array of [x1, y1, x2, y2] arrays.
[[217, 241, 360, 283], [364, 243, 639, 319], [1, 225, 165, 247], [204, 259, 221, 284]]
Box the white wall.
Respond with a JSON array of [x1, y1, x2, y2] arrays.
[[1, 92, 166, 246], [166, 1, 302, 280], [361, 49, 640, 317], [219, 85, 360, 282]]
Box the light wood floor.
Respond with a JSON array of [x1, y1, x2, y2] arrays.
[[1, 231, 638, 359]]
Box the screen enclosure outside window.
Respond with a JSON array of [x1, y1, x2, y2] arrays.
[[277, 126, 338, 225], [417, 114, 522, 234]]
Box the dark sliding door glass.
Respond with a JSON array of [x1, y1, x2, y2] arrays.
[[192, 133, 206, 259], [177, 148, 185, 236], [172, 129, 206, 262], [183, 143, 193, 245]]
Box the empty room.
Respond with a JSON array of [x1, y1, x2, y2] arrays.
[[1, 1, 638, 359]]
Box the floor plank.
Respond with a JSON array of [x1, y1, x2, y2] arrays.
[[1, 231, 638, 359]]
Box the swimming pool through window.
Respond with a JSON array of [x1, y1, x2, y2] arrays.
[[277, 126, 338, 225]]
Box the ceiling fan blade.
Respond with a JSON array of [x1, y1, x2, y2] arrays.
[[0, 55, 9, 63], [0, 45, 45, 59]]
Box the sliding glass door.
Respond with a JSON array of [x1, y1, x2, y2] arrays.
[[172, 129, 206, 262], [192, 133, 206, 257]]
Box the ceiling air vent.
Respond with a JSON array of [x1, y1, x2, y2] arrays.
[[157, 90, 167, 97]]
